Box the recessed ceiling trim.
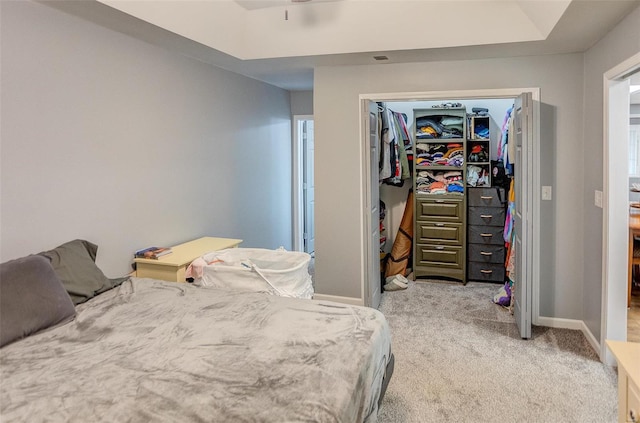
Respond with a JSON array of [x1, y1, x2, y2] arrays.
[[98, 0, 575, 61], [515, 0, 572, 37]]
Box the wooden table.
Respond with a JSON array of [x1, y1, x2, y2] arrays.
[[134, 237, 242, 282], [606, 340, 640, 423], [630, 210, 640, 308]]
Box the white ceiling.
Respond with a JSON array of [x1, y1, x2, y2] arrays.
[[99, 0, 573, 60], [43, 0, 640, 91]]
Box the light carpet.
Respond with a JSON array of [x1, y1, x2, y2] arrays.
[[377, 280, 618, 423]]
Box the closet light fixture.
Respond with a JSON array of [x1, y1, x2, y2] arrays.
[[631, 85, 640, 94]]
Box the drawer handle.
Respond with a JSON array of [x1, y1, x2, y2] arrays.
[[480, 196, 493, 200], [435, 223, 445, 227], [480, 270, 493, 274], [480, 251, 493, 256], [480, 214, 493, 218], [434, 246, 445, 250], [434, 199, 445, 203], [480, 233, 493, 237]]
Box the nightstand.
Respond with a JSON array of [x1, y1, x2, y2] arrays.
[[134, 237, 242, 282], [607, 340, 640, 423]]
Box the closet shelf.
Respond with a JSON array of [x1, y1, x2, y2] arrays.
[[416, 165, 464, 171], [416, 137, 464, 141]]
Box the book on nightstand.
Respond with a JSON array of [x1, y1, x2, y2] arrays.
[[134, 246, 173, 260]]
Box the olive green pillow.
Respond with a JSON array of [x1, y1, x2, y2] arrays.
[[39, 239, 126, 305]]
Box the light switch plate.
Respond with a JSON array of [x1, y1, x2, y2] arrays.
[[595, 190, 603, 208], [541, 186, 552, 201]]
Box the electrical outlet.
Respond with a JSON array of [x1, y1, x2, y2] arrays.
[[541, 186, 552, 201], [595, 190, 603, 208]]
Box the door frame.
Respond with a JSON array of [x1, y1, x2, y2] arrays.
[[293, 114, 313, 252], [359, 88, 540, 318], [601, 52, 640, 364]]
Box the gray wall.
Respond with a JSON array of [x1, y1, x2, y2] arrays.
[[1, 1, 293, 277], [582, 6, 640, 340], [314, 54, 584, 319], [290, 91, 314, 116]]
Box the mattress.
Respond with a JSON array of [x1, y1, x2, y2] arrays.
[[0, 278, 392, 422]]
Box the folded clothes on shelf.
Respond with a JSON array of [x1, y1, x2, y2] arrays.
[[416, 170, 464, 195], [415, 115, 464, 139]]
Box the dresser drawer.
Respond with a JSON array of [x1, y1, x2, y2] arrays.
[[468, 225, 504, 245], [468, 243, 505, 264], [468, 206, 506, 226], [468, 262, 505, 282], [417, 222, 463, 245], [468, 187, 506, 207], [416, 198, 463, 222], [415, 244, 464, 269]]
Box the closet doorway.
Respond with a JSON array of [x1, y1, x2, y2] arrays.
[[293, 115, 315, 255], [359, 89, 540, 339]]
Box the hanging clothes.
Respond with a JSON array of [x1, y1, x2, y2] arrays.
[[498, 178, 516, 311], [392, 112, 410, 181], [507, 108, 516, 171], [497, 106, 514, 176], [380, 104, 413, 186], [504, 178, 516, 265], [379, 103, 392, 181]]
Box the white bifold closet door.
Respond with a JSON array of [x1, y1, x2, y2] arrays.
[[366, 101, 381, 309], [513, 92, 533, 339]]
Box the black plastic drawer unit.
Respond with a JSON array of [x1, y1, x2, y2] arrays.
[[468, 187, 507, 208], [467, 187, 507, 283]]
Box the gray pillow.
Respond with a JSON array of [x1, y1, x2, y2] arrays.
[[39, 239, 126, 305], [0, 255, 76, 348]]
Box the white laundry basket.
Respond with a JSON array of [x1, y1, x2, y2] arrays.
[[193, 248, 313, 299]]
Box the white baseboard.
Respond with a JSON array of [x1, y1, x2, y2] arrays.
[[313, 293, 364, 306], [536, 316, 584, 330], [537, 316, 601, 357], [580, 321, 601, 359]]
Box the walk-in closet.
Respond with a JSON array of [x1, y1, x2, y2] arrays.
[[376, 98, 517, 298]]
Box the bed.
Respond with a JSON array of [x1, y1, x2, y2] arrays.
[[0, 240, 393, 422]]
